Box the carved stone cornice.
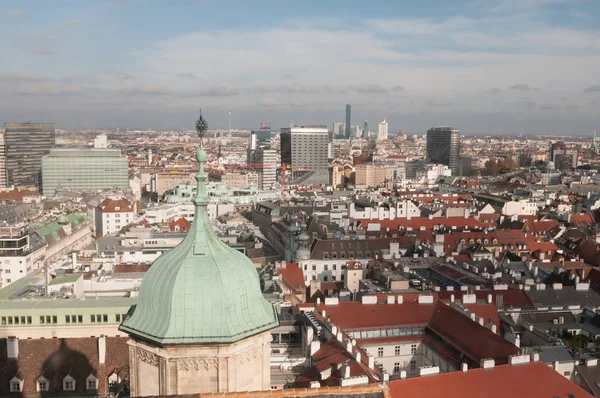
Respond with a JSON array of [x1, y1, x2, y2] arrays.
[[136, 349, 159, 367], [177, 357, 219, 371]]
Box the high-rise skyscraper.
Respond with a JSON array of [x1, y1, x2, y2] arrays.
[[426, 126, 461, 176], [345, 104, 351, 139], [247, 127, 276, 190], [378, 118, 389, 140], [0, 134, 6, 190], [280, 125, 330, 185], [4, 122, 55, 188], [363, 120, 369, 139]]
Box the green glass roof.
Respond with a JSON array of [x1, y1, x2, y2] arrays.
[[120, 147, 278, 345]]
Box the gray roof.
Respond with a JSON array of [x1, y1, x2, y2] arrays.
[[527, 346, 574, 364], [526, 287, 600, 308]]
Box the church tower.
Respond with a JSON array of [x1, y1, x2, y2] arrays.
[[120, 111, 278, 396]]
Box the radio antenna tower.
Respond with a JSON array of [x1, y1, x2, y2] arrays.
[[228, 106, 232, 136]]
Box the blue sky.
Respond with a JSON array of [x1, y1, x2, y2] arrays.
[[0, 0, 599, 134]]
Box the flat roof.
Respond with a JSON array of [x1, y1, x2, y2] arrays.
[[0, 296, 137, 310], [0, 276, 43, 300], [48, 273, 83, 286]]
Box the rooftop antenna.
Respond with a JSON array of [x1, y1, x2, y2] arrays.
[[228, 106, 232, 136]]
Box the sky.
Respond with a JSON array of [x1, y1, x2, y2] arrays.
[[0, 0, 599, 134]]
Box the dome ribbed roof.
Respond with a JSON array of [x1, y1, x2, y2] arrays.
[[120, 147, 278, 344]]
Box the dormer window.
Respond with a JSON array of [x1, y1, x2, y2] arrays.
[[357, 252, 363, 258], [37, 376, 49, 392], [332, 253, 337, 259], [10, 377, 22, 392], [493, 239, 498, 244], [86, 374, 98, 390], [115, 207, 121, 211], [63, 375, 76, 391], [341, 252, 346, 259], [323, 253, 329, 259], [484, 239, 489, 245]]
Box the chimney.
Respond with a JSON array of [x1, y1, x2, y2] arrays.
[[336, 332, 343, 342], [481, 359, 495, 369], [343, 363, 351, 379], [387, 295, 395, 304], [487, 294, 493, 304], [331, 325, 338, 336], [354, 351, 361, 363], [532, 353, 540, 363], [345, 340, 352, 353], [310, 341, 321, 356], [400, 370, 407, 380], [397, 295, 404, 304], [98, 336, 106, 364], [586, 358, 598, 367], [450, 294, 455, 303], [322, 310, 327, 318], [6, 338, 18, 359], [491, 324, 497, 334], [461, 363, 468, 373], [368, 355, 375, 369]]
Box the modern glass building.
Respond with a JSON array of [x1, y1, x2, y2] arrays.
[[426, 126, 461, 176], [280, 125, 330, 185], [41, 149, 129, 196], [4, 122, 55, 188], [345, 104, 351, 139]]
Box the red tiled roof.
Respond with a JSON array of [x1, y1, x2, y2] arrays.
[[427, 301, 519, 364], [0, 337, 128, 396], [388, 362, 592, 398], [278, 263, 305, 294], [318, 301, 436, 330], [526, 241, 558, 253], [97, 198, 135, 213], [525, 220, 560, 234], [0, 188, 40, 202], [573, 214, 594, 228]]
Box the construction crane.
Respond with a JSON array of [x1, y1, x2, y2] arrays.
[[243, 163, 310, 198]]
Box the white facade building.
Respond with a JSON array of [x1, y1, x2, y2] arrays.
[[502, 200, 538, 217], [378, 119, 389, 141], [94, 198, 136, 237]]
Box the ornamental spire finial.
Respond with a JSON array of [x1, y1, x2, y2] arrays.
[[195, 108, 208, 143]]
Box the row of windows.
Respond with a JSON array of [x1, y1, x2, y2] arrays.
[[10, 377, 97, 393], [1, 316, 33, 325], [1, 314, 126, 326], [305, 264, 343, 271], [378, 344, 417, 358], [393, 360, 417, 373], [349, 328, 424, 340], [322, 251, 376, 260]]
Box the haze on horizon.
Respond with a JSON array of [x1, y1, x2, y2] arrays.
[[0, 0, 598, 135]]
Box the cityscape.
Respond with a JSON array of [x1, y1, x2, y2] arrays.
[[0, 1, 600, 398]]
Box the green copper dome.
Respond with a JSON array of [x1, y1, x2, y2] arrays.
[[120, 146, 278, 345]]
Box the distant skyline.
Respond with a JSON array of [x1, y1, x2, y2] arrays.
[[0, 0, 599, 134]]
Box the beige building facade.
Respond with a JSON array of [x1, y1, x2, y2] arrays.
[[128, 331, 272, 396]]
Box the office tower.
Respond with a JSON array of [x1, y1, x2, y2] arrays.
[[426, 126, 461, 176], [363, 120, 369, 139], [41, 148, 129, 196], [94, 134, 108, 149], [0, 134, 6, 189], [247, 128, 276, 190], [345, 104, 351, 139], [378, 118, 389, 140], [551, 141, 577, 170], [280, 125, 330, 185], [332, 122, 345, 138], [4, 122, 55, 188]]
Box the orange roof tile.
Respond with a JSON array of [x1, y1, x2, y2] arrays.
[[388, 362, 592, 398]]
